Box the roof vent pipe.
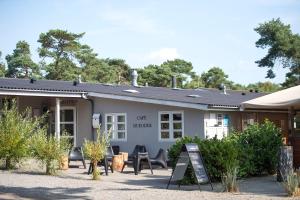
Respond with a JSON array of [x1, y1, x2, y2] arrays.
[[78, 75, 82, 83], [171, 75, 177, 89], [223, 85, 227, 94], [131, 69, 138, 87]]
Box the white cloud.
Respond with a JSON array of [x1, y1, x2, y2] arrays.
[[147, 48, 180, 64]]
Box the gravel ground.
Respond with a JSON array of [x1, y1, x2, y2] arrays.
[[0, 160, 296, 200]]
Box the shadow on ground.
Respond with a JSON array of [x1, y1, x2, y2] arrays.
[[0, 185, 92, 200]]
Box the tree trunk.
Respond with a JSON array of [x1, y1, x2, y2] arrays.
[[5, 157, 11, 169], [46, 160, 51, 175]]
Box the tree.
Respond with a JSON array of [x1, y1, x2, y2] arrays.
[[38, 29, 84, 80], [246, 81, 281, 92], [138, 59, 194, 87], [5, 41, 39, 78], [255, 18, 300, 87], [104, 58, 131, 84], [0, 51, 6, 77], [0, 100, 40, 169], [201, 67, 230, 88], [184, 73, 204, 89]]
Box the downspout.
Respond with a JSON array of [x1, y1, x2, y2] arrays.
[[81, 93, 95, 141]]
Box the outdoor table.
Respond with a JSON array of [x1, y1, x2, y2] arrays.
[[119, 152, 128, 161], [112, 154, 124, 172]]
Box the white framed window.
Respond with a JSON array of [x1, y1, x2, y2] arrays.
[[158, 111, 184, 141], [105, 113, 127, 141], [50, 106, 77, 146], [207, 113, 229, 127]]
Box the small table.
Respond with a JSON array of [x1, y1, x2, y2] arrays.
[[112, 155, 124, 172]]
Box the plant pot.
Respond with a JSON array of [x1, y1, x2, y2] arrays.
[[59, 155, 69, 170]]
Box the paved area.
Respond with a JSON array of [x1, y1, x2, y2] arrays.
[[0, 161, 295, 200]]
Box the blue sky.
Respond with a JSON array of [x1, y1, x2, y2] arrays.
[[0, 0, 299, 84]]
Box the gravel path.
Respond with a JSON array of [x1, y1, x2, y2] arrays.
[[0, 160, 295, 200]]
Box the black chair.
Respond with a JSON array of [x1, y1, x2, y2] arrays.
[[150, 148, 167, 168], [88, 146, 114, 175], [112, 145, 120, 155], [68, 147, 86, 169], [121, 145, 153, 175]]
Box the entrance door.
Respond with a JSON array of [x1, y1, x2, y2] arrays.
[[49, 107, 77, 146], [291, 112, 300, 167]]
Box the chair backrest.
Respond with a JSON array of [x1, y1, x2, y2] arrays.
[[112, 145, 120, 155], [156, 148, 166, 161], [69, 147, 84, 160], [131, 145, 147, 156], [106, 146, 114, 158]]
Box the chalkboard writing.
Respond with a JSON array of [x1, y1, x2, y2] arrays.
[[167, 143, 213, 191]]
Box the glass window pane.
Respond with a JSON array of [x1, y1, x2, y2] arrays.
[[173, 122, 182, 130], [106, 124, 112, 131], [60, 124, 74, 136], [117, 132, 125, 139], [161, 131, 169, 139], [60, 110, 74, 122], [174, 131, 182, 138], [161, 123, 169, 130], [117, 115, 125, 122], [173, 113, 182, 121], [107, 115, 112, 123], [161, 114, 169, 121], [117, 124, 125, 131]]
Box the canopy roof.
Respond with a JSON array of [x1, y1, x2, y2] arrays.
[[242, 85, 300, 110]]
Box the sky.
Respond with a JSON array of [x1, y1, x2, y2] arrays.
[[0, 0, 299, 85]]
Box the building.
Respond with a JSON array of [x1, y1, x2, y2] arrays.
[[242, 85, 300, 167], [0, 76, 288, 156]]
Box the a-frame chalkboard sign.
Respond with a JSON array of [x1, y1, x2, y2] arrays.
[[166, 143, 213, 191]]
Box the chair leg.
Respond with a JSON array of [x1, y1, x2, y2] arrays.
[[110, 164, 114, 173], [121, 163, 126, 173], [82, 159, 87, 169], [135, 158, 140, 175], [147, 158, 153, 174], [104, 158, 108, 176], [88, 163, 93, 175]]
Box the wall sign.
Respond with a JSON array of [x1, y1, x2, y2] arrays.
[[133, 115, 152, 128], [166, 143, 213, 191]]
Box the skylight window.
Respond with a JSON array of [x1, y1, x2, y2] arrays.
[[187, 94, 201, 98], [123, 89, 139, 94]]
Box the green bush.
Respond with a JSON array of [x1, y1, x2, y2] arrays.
[[168, 136, 238, 183], [234, 120, 282, 176], [0, 99, 41, 169], [168, 120, 282, 183], [31, 128, 71, 175]]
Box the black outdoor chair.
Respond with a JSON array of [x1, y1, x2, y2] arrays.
[[112, 145, 120, 155], [88, 146, 114, 175], [68, 147, 86, 169], [121, 145, 153, 175], [150, 148, 167, 168]]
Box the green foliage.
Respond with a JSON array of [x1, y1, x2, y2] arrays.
[[168, 136, 238, 182], [284, 170, 300, 197], [31, 130, 71, 175], [246, 81, 281, 92], [138, 59, 194, 87], [234, 120, 282, 176], [168, 120, 282, 184], [38, 29, 84, 80], [0, 99, 40, 169], [83, 128, 110, 180], [5, 41, 39, 78], [200, 67, 230, 88], [222, 166, 239, 193], [255, 18, 300, 87]]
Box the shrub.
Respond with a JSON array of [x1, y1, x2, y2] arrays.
[[234, 120, 282, 176], [168, 136, 238, 183], [83, 128, 110, 180], [222, 166, 239, 193], [284, 170, 300, 197], [31, 128, 71, 175], [0, 99, 41, 169]]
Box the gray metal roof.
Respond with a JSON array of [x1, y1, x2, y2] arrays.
[[0, 78, 266, 107]]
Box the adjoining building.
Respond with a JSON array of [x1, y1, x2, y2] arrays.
[[242, 85, 300, 167], [0, 73, 288, 156]]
